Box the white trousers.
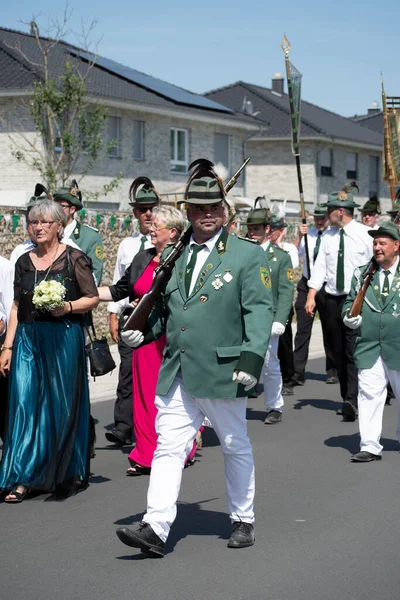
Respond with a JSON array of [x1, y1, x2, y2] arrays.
[[358, 355, 400, 455], [142, 376, 255, 542], [263, 335, 284, 412]]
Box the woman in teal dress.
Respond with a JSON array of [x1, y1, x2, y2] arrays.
[[0, 199, 99, 502]]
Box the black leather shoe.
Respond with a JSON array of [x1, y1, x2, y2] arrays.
[[351, 451, 382, 463], [116, 523, 165, 557], [227, 522, 255, 548], [264, 410, 282, 424], [290, 373, 305, 387], [341, 401, 358, 422], [105, 429, 131, 446], [282, 385, 294, 396]]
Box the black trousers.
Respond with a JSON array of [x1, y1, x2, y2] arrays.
[[293, 277, 337, 379], [324, 294, 358, 405], [114, 333, 134, 436], [278, 306, 295, 384]]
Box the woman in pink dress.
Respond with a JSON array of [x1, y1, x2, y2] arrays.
[[98, 205, 199, 475]]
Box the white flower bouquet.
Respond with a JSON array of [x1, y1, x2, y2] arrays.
[[32, 279, 67, 311]]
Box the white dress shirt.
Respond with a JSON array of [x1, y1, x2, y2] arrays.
[[9, 237, 80, 266], [0, 256, 14, 330], [107, 233, 153, 314], [279, 241, 299, 269], [308, 219, 373, 295], [299, 228, 330, 279], [378, 257, 399, 292], [187, 229, 222, 295]]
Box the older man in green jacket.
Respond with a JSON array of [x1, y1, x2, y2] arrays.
[[343, 221, 400, 462], [116, 161, 273, 557]]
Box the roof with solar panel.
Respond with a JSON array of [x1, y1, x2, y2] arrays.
[[0, 26, 259, 126]]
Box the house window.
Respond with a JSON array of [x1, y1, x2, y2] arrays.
[[133, 120, 145, 160], [214, 133, 230, 174], [319, 149, 333, 177], [170, 128, 188, 173], [54, 116, 64, 152], [346, 152, 358, 180], [108, 116, 121, 157], [369, 155, 380, 197], [79, 111, 93, 152]]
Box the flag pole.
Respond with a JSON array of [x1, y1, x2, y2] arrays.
[[281, 35, 311, 279], [381, 74, 396, 205]]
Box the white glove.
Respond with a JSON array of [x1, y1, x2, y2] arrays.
[[271, 322, 285, 337], [343, 313, 362, 330], [232, 370, 258, 391], [120, 329, 144, 348]]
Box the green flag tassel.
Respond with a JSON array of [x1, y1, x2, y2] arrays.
[[79, 209, 86, 222], [110, 215, 116, 231], [12, 214, 19, 232], [96, 213, 102, 227]]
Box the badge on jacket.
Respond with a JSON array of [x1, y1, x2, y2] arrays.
[[260, 267, 271, 288]]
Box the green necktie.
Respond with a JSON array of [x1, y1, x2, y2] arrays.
[[185, 244, 206, 295], [139, 235, 147, 251], [313, 231, 322, 263], [381, 270, 391, 306], [336, 229, 345, 292]]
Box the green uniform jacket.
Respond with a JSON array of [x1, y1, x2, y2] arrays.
[[72, 221, 104, 285], [152, 228, 274, 399], [265, 243, 294, 326], [343, 262, 400, 370]]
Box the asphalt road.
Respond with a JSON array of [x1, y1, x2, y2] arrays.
[[1, 357, 399, 600]]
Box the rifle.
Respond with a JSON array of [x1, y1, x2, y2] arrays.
[[122, 158, 251, 332], [348, 258, 378, 317]]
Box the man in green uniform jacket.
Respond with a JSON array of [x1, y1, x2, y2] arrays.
[[343, 221, 400, 462], [116, 160, 273, 557], [247, 207, 294, 423], [53, 183, 104, 285]]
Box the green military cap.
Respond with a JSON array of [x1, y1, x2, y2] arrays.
[[26, 183, 50, 210], [361, 196, 381, 214], [270, 214, 288, 229], [386, 191, 400, 216], [321, 181, 360, 209], [311, 205, 328, 216], [53, 180, 83, 210], [368, 220, 400, 241], [184, 176, 224, 205], [246, 207, 271, 225], [129, 176, 161, 207]]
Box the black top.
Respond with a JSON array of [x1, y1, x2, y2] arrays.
[[14, 247, 98, 323], [109, 247, 156, 304]]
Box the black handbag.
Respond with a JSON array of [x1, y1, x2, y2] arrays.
[[85, 323, 116, 379]]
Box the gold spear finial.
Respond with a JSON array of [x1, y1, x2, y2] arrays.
[[281, 34, 291, 56]]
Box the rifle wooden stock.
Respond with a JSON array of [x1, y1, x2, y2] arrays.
[[348, 259, 377, 317]]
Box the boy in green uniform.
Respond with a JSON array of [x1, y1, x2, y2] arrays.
[[246, 208, 294, 423], [53, 183, 104, 285]]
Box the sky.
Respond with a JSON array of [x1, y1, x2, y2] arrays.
[[2, 0, 399, 117]]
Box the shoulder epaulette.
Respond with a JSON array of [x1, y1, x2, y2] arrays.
[[236, 236, 258, 244], [83, 224, 99, 232]]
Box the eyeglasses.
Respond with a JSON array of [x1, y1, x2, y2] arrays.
[[29, 220, 56, 229], [136, 206, 154, 213], [59, 204, 71, 210], [150, 223, 172, 231]]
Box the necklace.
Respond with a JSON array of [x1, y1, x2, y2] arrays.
[[34, 244, 61, 285]]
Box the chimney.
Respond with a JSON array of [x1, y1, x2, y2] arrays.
[[271, 73, 284, 96], [367, 101, 381, 116]]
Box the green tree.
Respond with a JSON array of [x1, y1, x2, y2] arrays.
[[5, 13, 122, 202]]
